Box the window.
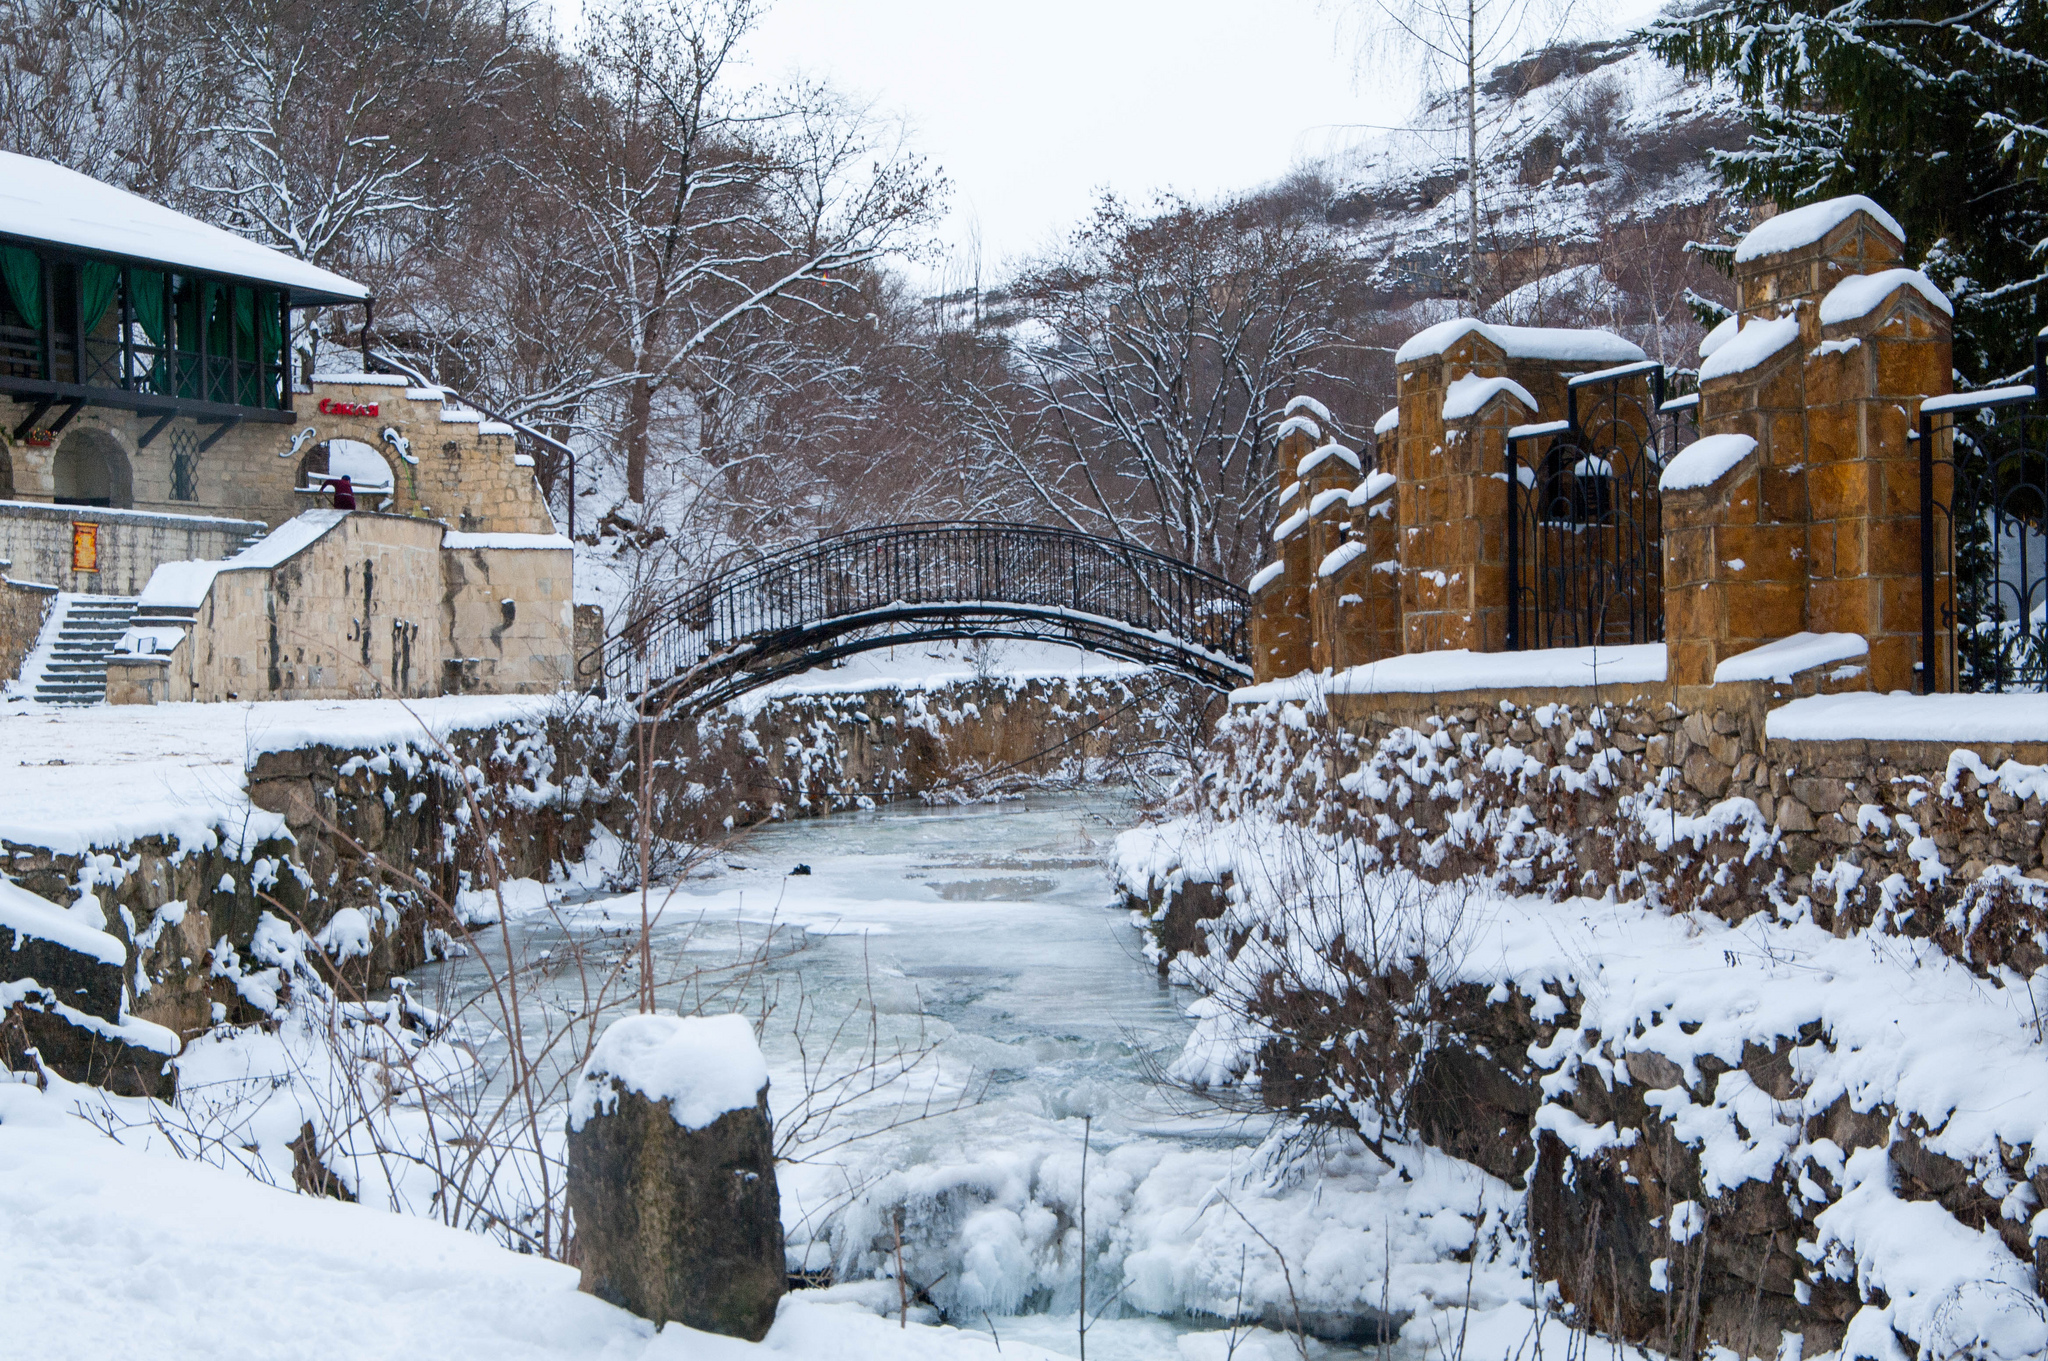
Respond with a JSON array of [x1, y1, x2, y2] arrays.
[[170, 425, 199, 502]]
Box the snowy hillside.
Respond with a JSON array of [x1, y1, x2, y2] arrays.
[[1320, 34, 1749, 373]]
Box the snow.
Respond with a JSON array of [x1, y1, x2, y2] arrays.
[[479, 421, 518, 437], [1374, 406, 1400, 436], [1712, 631, 1867, 683], [1442, 374, 1536, 422], [1270, 414, 1320, 444], [1818, 268, 1952, 324], [1697, 317, 1801, 382], [569, 1013, 769, 1133], [443, 532, 576, 551], [1351, 470, 1396, 506], [1508, 419, 1570, 441], [0, 151, 368, 303], [0, 875, 125, 965], [0, 694, 551, 855], [0, 1080, 1050, 1361], [1922, 385, 2037, 414], [1232, 644, 1666, 703], [312, 373, 410, 387], [1294, 441, 1360, 479], [1768, 692, 2048, 742], [1306, 487, 1350, 516], [1392, 318, 1647, 365], [309, 439, 394, 493], [1657, 433, 1756, 492], [1271, 508, 1308, 542], [1732, 194, 1906, 262], [1318, 541, 1369, 578], [728, 639, 1146, 715], [139, 510, 350, 610], [1698, 314, 1739, 359], [1281, 394, 1331, 423], [1246, 561, 1284, 593]]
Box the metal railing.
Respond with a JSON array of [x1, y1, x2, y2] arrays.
[[596, 521, 1253, 713], [1505, 361, 1697, 650], [1918, 331, 2048, 692]]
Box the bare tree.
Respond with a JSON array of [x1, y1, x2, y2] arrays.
[[539, 0, 942, 504], [966, 193, 1343, 580], [1348, 0, 1575, 309]]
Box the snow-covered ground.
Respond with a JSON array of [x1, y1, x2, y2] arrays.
[[0, 693, 557, 853]]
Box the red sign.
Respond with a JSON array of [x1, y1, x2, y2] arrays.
[[317, 398, 380, 417]]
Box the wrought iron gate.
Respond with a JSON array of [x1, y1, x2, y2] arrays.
[[1505, 361, 1696, 650], [1918, 335, 2048, 692]]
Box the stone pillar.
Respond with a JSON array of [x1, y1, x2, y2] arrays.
[[1393, 320, 1649, 655], [1300, 439, 1363, 673], [1321, 471, 1402, 671], [566, 1013, 784, 1342], [1668, 198, 1950, 692], [1248, 404, 1329, 682]]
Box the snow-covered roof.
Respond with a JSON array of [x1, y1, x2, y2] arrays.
[[1659, 433, 1756, 492], [1394, 318, 1647, 366], [1818, 268, 1952, 325], [1732, 195, 1904, 264], [1697, 317, 1800, 383], [1443, 373, 1536, 421], [0, 152, 368, 305]]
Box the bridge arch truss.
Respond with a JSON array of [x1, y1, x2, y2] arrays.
[[594, 521, 1252, 715]]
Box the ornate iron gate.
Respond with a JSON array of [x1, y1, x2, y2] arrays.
[[1505, 361, 1696, 650], [1918, 335, 2048, 692]]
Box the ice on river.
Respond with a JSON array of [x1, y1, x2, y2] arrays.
[[448, 796, 1529, 1353]]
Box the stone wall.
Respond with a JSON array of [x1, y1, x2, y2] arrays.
[[0, 371, 554, 537], [107, 512, 574, 703], [1127, 677, 2048, 1357], [12, 672, 1193, 1044], [0, 500, 262, 596], [0, 572, 55, 682]]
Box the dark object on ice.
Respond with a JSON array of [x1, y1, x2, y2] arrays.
[[330, 474, 356, 510], [566, 1076, 784, 1340], [789, 864, 811, 876]]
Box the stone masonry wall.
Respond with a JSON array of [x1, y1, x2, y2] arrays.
[[0, 572, 55, 682], [0, 500, 263, 596]]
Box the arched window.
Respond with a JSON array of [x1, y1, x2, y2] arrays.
[[296, 438, 395, 506], [52, 429, 132, 508]]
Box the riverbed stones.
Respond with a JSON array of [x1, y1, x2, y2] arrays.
[[565, 1014, 783, 1342]]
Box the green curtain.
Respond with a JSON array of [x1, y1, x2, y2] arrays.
[[173, 277, 200, 398], [131, 269, 166, 393], [80, 261, 118, 333], [259, 290, 282, 407], [234, 287, 257, 405], [1, 245, 42, 330]]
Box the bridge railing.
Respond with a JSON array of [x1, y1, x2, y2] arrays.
[[598, 521, 1251, 709]]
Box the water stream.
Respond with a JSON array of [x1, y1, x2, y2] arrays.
[[423, 793, 1386, 1359]]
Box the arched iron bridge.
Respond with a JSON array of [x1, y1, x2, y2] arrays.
[[590, 521, 1252, 715]]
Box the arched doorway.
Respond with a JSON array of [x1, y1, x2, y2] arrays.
[[296, 438, 395, 508], [52, 428, 132, 508]]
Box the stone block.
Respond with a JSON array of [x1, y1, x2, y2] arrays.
[[1724, 580, 1806, 642], [566, 1015, 784, 1342]]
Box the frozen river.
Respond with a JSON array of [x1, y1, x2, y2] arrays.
[[418, 793, 1473, 1359]]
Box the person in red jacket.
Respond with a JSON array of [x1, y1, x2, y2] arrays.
[[330, 474, 357, 511]]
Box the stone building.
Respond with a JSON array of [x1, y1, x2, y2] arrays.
[[0, 152, 578, 704]]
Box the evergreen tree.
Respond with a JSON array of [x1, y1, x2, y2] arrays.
[[1647, 0, 2048, 385]]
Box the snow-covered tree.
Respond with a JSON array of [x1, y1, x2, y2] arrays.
[[1648, 0, 2048, 383]]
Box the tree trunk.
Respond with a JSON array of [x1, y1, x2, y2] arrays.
[[1466, 0, 1480, 314], [624, 375, 653, 504]]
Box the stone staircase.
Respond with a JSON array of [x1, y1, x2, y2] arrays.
[[32, 596, 140, 706]]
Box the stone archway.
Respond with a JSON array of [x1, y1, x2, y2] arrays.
[[296, 438, 395, 508], [52, 428, 132, 508]]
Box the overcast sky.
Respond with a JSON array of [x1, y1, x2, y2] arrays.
[[726, 0, 1413, 288]]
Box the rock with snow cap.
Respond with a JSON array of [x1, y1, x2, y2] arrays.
[[564, 1013, 783, 1341]]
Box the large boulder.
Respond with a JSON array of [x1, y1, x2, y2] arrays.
[[565, 1013, 783, 1341]]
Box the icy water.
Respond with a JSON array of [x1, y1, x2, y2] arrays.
[[425, 793, 1381, 1359]]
